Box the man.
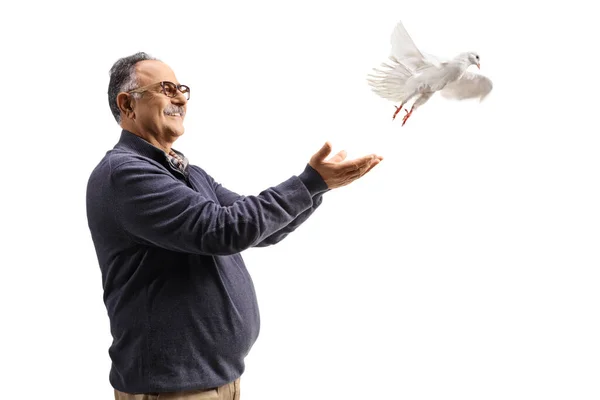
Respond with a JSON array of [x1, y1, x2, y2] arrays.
[[86, 52, 383, 400]]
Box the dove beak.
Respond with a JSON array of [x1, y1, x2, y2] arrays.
[[477, 63, 480, 69]]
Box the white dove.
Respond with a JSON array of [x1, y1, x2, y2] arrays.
[[367, 20, 493, 126]]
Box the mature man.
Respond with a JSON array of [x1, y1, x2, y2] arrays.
[[86, 52, 383, 400]]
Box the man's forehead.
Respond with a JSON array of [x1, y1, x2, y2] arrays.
[[135, 60, 178, 85]]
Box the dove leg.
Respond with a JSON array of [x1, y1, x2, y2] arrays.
[[402, 106, 414, 126], [392, 91, 419, 121], [392, 103, 406, 120], [401, 92, 434, 126]]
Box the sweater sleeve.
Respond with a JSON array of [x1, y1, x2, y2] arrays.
[[111, 160, 321, 255], [254, 164, 329, 246], [207, 164, 329, 247]]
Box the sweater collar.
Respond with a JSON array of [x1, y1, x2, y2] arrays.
[[114, 129, 189, 175]]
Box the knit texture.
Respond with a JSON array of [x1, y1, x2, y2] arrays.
[[86, 130, 328, 394]]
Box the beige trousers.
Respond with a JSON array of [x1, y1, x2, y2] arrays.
[[114, 379, 240, 400]]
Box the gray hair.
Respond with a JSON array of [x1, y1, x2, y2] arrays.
[[107, 52, 159, 124]]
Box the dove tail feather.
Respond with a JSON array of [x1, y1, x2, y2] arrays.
[[367, 56, 415, 102]]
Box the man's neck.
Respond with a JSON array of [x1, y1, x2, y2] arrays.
[[122, 125, 173, 154], [143, 135, 172, 154]]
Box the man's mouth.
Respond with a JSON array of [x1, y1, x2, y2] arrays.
[[165, 112, 184, 117]]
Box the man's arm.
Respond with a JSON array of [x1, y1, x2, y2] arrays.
[[112, 142, 382, 256], [206, 164, 329, 247], [253, 191, 326, 247], [111, 160, 324, 256]]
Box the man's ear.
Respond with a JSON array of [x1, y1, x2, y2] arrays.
[[116, 93, 135, 119]]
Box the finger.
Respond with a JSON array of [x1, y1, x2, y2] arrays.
[[345, 159, 380, 180], [354, 156, 377, 173], [335, 154, 382, 175], [327, 149, 347, 163], [357, 155, 383, 173], [311, 141, 333, 163], [364, 159, 381, 174], [346, 154, 377, 169]]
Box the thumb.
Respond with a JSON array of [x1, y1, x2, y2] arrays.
[[312, 141, 332, 163]]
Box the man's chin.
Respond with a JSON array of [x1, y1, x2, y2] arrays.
[[166, 121, 185, 137], [172, 128, 185, 137]]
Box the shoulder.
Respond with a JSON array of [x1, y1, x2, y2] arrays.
[[187, 164, 216, 183], [90, 149, 167, 178], [188, 163, 209, 176]]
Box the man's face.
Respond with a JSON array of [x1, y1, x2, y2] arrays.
[[130, 60, 188, 141]]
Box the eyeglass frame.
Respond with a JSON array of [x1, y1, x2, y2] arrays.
[[127, 81, 190, 100]]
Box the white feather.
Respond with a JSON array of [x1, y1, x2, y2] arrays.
[[389, 21, 444, 70], [439, 71, 493, 101]]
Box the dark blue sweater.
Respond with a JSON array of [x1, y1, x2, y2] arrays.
[[86, 130, 328, 394]]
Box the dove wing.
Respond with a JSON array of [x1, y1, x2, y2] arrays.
[[439, 71, 493, 101], [390, 21, 443, 69], [390, 21, 425, 61]]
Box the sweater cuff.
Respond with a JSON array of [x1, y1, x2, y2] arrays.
[[298, 164, 329, 196]]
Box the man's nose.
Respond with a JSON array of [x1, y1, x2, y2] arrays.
[[172, 91, 188, 105], [174, 97, 187, 106]]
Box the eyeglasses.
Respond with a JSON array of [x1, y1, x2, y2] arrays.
[[128, 81, 190, 100]]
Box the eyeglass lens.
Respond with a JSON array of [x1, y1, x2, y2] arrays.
[[163, 82, 190, 100]]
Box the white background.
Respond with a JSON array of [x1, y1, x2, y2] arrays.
[[1, 0, 599, 399]]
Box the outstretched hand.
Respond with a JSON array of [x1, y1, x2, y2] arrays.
[[309, 142, 383, 189]]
